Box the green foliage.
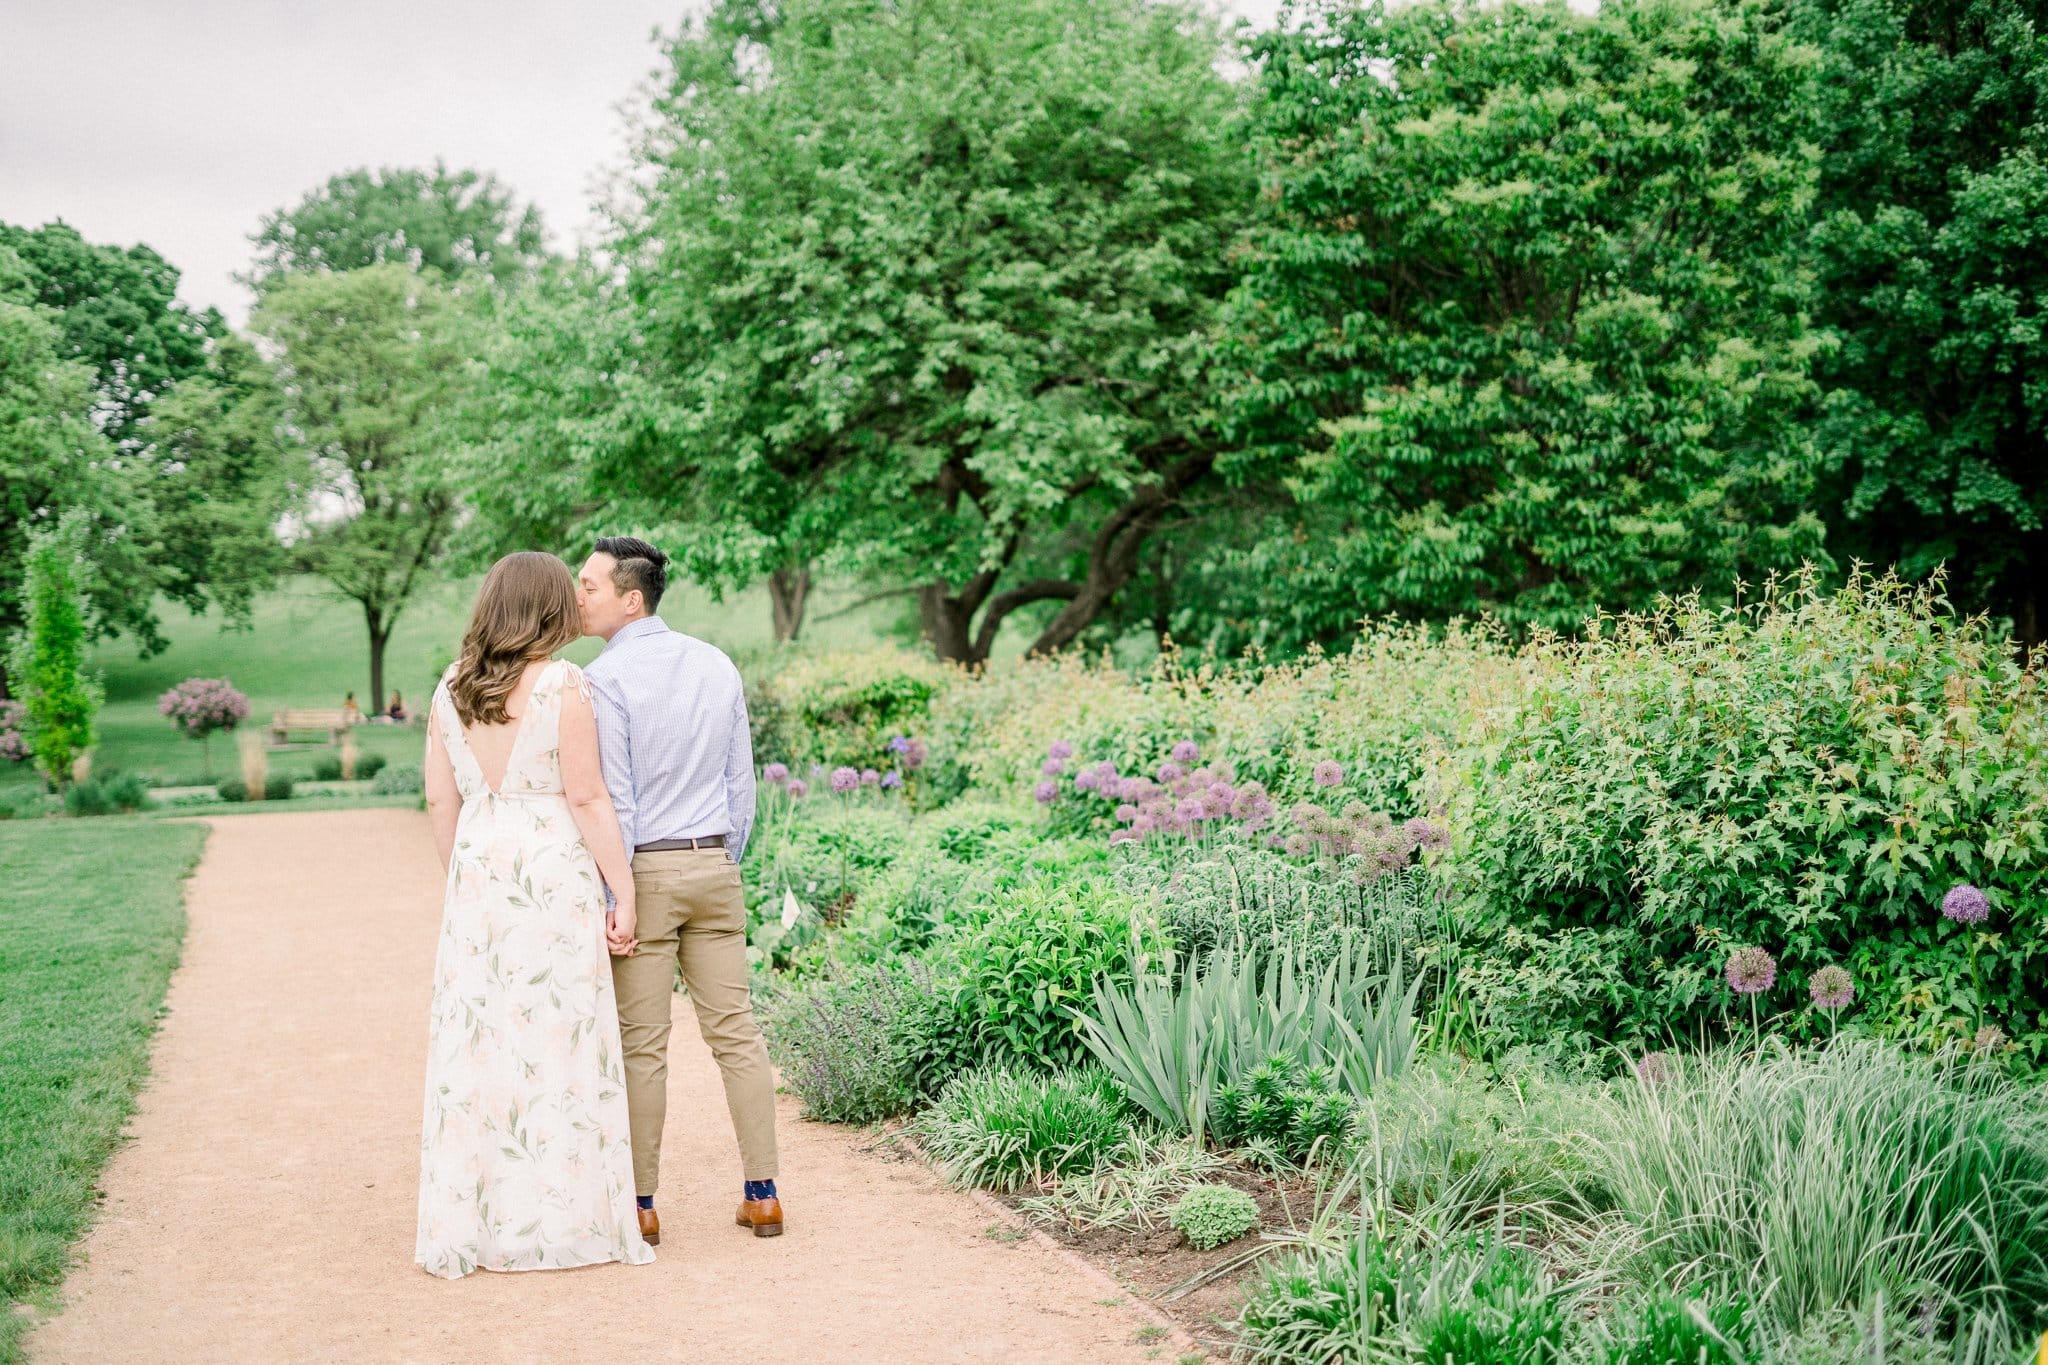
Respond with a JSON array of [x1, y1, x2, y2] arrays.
[[1078, 944, 1420, 1137], [1794, 0, 2048, 648], [761, 959, 930, 1123], [750, 804, 912, 913], [263, 775, 294, 801], [61, 772, 147, 817], [912, 1065, 1133, 1192], [1455, 572, 2048, 1057], [371, 764, 422, 796], [1594, 1296, 1756, 1365], [1169, 1183, 1260, 1251], [1217, 0, 1828, 649], [1586, 1040, 2048, 1333], [215, 779, 248, 804], [242, 164, 546, 293], [1234, 1230, 1573, 1365], [1211, 1055, 1356, 1164], [8, 521, 101, 786], [311, 756, 343, 782], [1015, 1131, 1229, 1233], [355, 752, 388, 780], [934, 880, 1165, 1071], [747, 648, 948, 772], [610, 0, 1254, 663]]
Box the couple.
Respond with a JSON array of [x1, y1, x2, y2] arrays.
[[413, 537, 781, 1280]]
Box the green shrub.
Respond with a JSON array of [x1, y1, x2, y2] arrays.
[[1456, 572, 2048, 1058], [1016, 1131, 1229, 1232], [761, 958, 928, 1123], [1586, 1040, 2048, 1334], [1170, 1183, 1259, 1250], [372, 764, 422, 795], [356, 752, 388, 779], [934, 879, 1165, 1071], [8, 522, 101, 786], [747, 646, 949, 772], [63, 772, 148, 817], [216, 778, 248, 803], [264, 774, 294, 801], [310, 755, 343, 781], [912, 1066, 1132, 1192], [1211, 1054, 1355, 1164], [749, 804, 910, 912]]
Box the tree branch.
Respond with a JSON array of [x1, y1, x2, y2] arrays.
[[971, 578, 1081, 660]]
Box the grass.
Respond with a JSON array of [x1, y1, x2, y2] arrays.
[[0, 818, 205, 1363], [2, 572, 911, 800]]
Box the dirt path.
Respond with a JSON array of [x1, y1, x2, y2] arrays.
[[29, 809, 1185, 1364]]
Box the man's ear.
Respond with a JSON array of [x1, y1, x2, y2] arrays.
[[625, 590, 645, 618]]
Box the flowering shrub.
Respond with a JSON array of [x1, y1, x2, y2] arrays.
[[0, 699, 26, 764], [1456, 571, 2048, 1058], [157, 678, 250, 739], [746, 647, 951, 771]]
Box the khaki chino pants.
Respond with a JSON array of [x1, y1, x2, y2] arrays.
[[609, 848, 779, 1194]]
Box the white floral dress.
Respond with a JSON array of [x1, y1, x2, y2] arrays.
[[415, 659, 653, 1279]]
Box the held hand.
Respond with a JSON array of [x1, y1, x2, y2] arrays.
[[606, 906, 638, 957]]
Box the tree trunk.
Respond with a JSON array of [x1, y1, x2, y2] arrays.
[[768, 565, 812, 643], [919, 584, 981, 665], [366, 608, 391, 717]]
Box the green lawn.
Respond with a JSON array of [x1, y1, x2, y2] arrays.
[[2, 573, 914, 799], [0, 818, 205, 1363]]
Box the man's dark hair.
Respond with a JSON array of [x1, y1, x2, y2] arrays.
[[594, 535, 670, 614]]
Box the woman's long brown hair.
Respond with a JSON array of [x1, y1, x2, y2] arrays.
[[448, 552, 581, 726]]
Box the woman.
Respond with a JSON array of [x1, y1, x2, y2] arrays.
[[414, 552, 653, 1278], [387, 690, 409, 723]]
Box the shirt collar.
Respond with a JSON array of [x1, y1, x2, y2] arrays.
[[602, 615, 671, 653]]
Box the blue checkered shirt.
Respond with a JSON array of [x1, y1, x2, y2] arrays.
[[584, 616, 756, 862]]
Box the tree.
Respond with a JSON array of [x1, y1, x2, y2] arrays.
[[600, 0, 1255, 663], [254, 265, 469, 707], [7, 518, 100, 787], [1791, 0, 2048, 649], [243, 163, 548, 294], [1, 252, 166, 692], [1217, 0, 1831, 646], [0, 220, 224, 452]]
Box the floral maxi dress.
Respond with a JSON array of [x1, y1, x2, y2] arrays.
[[415, 659, 653, 1279]]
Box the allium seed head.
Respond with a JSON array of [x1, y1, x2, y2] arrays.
[[1972, 1024, 2008, 1055]]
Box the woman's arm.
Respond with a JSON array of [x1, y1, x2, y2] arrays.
[[559, 677, 638, 952], [423, 708, 460, 871]]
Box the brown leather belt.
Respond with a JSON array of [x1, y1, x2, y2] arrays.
[[635, 835, 726, 853]]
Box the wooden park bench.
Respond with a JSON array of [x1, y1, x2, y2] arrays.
[[268, 708, 354, 748]]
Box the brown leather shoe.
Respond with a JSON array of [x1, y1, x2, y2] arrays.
[[735, 1197, 784, 1237], [638, 1206, 660, 1246]]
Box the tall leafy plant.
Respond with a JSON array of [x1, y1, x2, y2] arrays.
[[7, 520, 99, 787]]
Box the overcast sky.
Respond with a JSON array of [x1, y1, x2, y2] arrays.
[[1, 0, 1286, 326]]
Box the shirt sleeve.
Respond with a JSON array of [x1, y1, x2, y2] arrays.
[[588, 667, 637, 858], [725, 685, 757, 862]]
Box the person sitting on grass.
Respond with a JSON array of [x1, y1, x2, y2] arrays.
[[387, 691, 408, 723]]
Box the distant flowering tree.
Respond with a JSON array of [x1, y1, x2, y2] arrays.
[[0, 699, 26, 765], [158, 677, 250, 777]]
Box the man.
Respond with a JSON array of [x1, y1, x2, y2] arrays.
[[577, 536, 781, 1244]]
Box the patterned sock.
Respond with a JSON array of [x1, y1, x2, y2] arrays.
[[744, 1179, 777, 1203], [637, 1195, 654, 1211]]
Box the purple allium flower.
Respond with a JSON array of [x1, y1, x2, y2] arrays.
[[1171, 740, 1200, 764], [763, 762, 790, 785], [786, 779, 808, 799], [1048, 739, 1074, 761], [1034, 780, 1060, 805], [1726, 946, 1778, 996], [1972, 1024, 2008, 1055], [1041, 757, 1065, 776], [1808, 964, 1855, 1011], [1635, 1051, 1675, 1087], [1175, 797, 1206, 822], [830, 766, 861, 794], [1156, 760, 1185, 784], [1942, 884, 1990, 925], [886, 735, 911, 754], [879, 770, 903, 789], [860, 768, 881, 786], [1313, 759, 1344, 788], [1073, 768, 1101, 791], [1109, 829, 1137, 846], [1283, 833, 1313, 858], [1114, 803, 1139, 822]]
